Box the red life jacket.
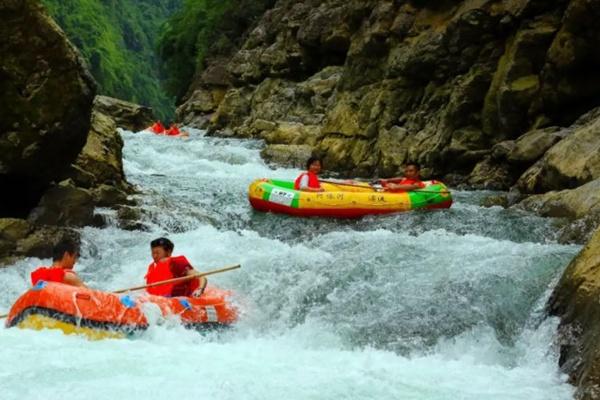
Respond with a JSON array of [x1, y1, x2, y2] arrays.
[[166, 126, 180, 136], [145, 256, 199, 297], [31, 266, 65, 286], [383, 177, 425, 192], [150, 122, 165, 134], [145, 259, 175, 296], [294, 172, 320, 190]]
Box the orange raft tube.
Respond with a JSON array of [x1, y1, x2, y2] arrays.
[[5, 281, 237, 339]]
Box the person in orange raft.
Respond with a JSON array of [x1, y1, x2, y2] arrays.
[[149, 121, 165, 134], [145, 237, 206, 297], [166, 123, 189, 137], [30, 239, 86, 287], [294, 156, 324, 192], [378, 162, 426, 192]]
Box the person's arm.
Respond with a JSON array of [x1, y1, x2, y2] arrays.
[[298, 175, 324, 192], [64, 270, 86, 287]]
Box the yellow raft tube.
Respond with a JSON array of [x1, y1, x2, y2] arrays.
[[248, 179, 452, 218]]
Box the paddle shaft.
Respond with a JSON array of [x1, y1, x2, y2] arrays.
[[321, 179, 450, 194], [113, 264, 240, 293], [0, 264, 241, 319]]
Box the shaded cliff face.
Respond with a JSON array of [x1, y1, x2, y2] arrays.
[[0, 0, 96, 218], [0, 2, 138, 262], [178, 0, 600, 186], [549, 228, 600, 400]]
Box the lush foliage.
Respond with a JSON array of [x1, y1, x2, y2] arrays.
[[42, 0, 180, 119], [158, 0, 276, 101]]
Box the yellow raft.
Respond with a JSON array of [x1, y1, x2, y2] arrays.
[[248, 179, 452, 218]]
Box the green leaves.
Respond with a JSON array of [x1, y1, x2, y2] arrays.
[[41, 0, 180, 120]]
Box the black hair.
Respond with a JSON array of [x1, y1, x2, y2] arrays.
[[52, 239, 80, 261], [306, 156, 322, 170], [151, 237, 174, 252], [405, 162, 420, 170]]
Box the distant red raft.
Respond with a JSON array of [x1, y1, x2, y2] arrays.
[[5, 281, 237, 339]]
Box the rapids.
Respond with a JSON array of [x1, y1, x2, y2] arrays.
[[0, 129, 579, 399]]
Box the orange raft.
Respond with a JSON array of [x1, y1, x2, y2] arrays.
[[5, 281, 237, 339]]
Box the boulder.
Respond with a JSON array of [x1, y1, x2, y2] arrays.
[[516, 109, 600, 193], [0, 0, 95, 218], [16, 226, 80, 260], [260, 144, 314, 169], [28, 180, 95, 227], [92, 95, 154, 132], [548, 227, 600, 399], [0, 218, 32, 257], [261, 122, 322, 146], [507, 127, 566, 164], [467, 157, 515, 190], [517, 179, 600, 220]]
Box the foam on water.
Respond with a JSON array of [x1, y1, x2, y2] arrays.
[[0, 129, 578, 399]]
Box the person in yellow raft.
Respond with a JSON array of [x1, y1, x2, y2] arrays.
[[376, 162, 426, 192], [30, 240, 86, 287], [294, 156, 325, 192], [145, 237, 207, 297]]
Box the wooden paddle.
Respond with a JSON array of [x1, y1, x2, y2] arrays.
[[320, 179, 378, 190], [113, 263, 241, 293], [320, 179, 450, 194], [0, 264, 241, 319]]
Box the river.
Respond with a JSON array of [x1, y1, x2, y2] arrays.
[[0, 129, 579, 399]]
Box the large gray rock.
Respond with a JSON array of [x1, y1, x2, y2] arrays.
[[0, 0, 95, 218], [507, 127, 566, 164], [93, 95, 154, 132], [549, 227, 600, 400], [28, 181, 95, 227], [516, 109, 600, 193], [517, 179, 600, 220]]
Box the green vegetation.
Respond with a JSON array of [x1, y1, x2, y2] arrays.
[[42, 0, 180, 120], [158, 0, 276, 101]]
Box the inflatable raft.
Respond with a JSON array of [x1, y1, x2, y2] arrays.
[[248, 179, 452, 218], [5, 281, 237, 339]]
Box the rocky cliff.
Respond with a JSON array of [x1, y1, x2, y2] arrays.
[[178, 0, 600, 189], [550, 228, 600, 400], [176, 0, 600, 396], [0, 1, 139, 262]]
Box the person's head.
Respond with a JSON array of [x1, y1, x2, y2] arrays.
[[150, 237, 174, 262], [404, 162, 421, 179], [306, 156, 322, 175], [52, 239, 80, 269]]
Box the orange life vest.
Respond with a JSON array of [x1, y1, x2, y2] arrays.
[[150, 122, 165, 134], [166, 126, 180, 136], [31, 267, 65, 286], [383, 178, 425, 192], [145, 259, 174, 296], [294, 172, 320, 190], [145, 256, 199, 297]]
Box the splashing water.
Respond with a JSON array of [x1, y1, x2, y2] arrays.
[[0, 129, 578, 399]]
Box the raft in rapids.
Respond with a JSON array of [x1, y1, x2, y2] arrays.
[[248, 179, 452, 218], [5, 281, 237, 339]]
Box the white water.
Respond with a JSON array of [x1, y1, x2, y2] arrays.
[[0, 129, 579, 399]]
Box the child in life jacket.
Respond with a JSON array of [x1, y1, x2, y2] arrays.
[[30, 239, 86, 287], [145, 237, 206, 297]]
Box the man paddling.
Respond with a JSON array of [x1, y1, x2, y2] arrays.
[[30, 239, 86, 287], [145, 237, 206, 297], [378, 162, 426, 192]]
